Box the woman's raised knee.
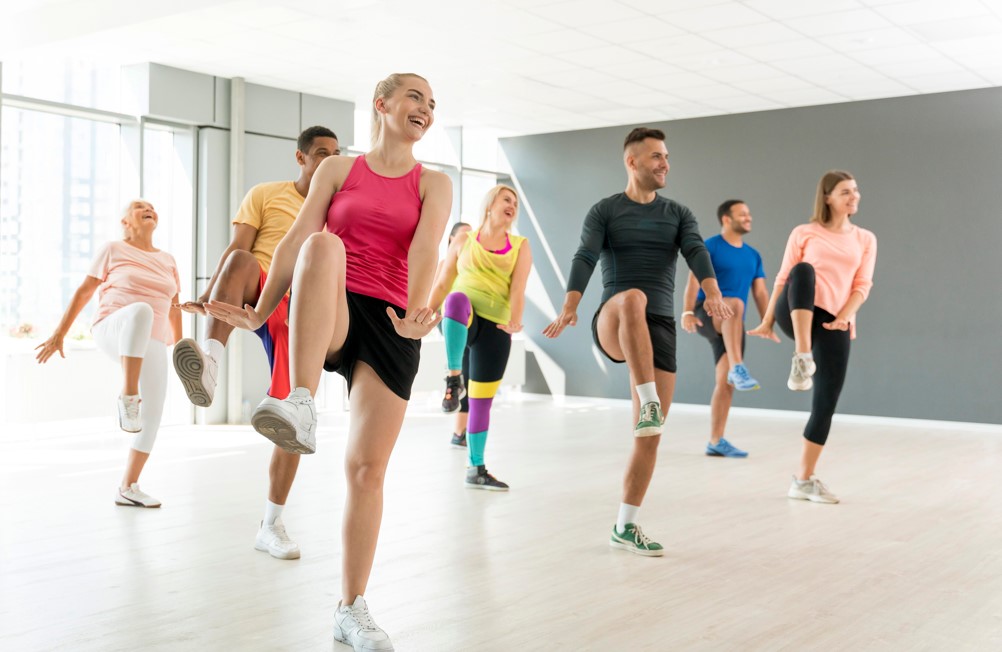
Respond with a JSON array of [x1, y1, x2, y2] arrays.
[[301, 232, 346, 265]]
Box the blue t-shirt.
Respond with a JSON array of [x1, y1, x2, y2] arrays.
[[696, 235, 765, 314]]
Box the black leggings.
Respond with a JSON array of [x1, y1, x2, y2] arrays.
[[774, 262, 851, 446], [458, 313, 512, 415]]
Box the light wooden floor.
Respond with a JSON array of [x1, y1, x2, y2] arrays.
[[3, 395, 1002, 651]]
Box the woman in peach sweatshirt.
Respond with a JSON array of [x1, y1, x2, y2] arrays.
[[749, 170, 877, 504]]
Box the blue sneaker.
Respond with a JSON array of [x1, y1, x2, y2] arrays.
[[727, 363, 760, 391], [706, 437, 748, 458]]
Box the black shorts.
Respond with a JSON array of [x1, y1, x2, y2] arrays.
[[591, 303, 677, 373], [694, 301, 744, 365], [323, 292, 421, 400]]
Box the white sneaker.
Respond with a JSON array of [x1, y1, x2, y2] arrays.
[[173, 338, 218, 407], [254, 518, 301, 560], [251, 390, 317, 454], [787, 354, 817, 391], [115, 483, 161, 508], [787, 475, 839, 504], [334, 595, 394, 652], [118, 394, 142, 433]]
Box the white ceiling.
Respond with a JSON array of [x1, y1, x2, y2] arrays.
[[2, 0, 1001, 136]]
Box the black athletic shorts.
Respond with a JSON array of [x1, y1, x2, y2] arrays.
[[591, 302, 677, 373], [323, 291, 421, 400], [694, 301, 744, 365]]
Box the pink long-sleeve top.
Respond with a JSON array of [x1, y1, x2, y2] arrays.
[[774, 222, 877, 339]]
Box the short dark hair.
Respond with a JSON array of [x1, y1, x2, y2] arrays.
[[298, 126, 338, 153], [623, 127, 665, 151], [717, 199, 745, 224], [449, 221, 471, 239]]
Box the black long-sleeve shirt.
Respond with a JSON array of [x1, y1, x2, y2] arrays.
[[567, 193, 715, 317]]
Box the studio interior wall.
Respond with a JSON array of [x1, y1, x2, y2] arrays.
[[502, 86, 1002, 425]]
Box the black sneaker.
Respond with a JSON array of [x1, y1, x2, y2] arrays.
[[441, 374, 466, 413], [451, 430, 467, 448], [465, 465, 509, 491]]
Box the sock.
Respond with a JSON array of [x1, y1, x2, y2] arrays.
[[203, 338, 224, 363], [617, 503, 639, 533], [467, 431, 487, 467], [263, 500, 284, 526], [636, 382, 659, 406], [795, 352, 814, 361], [441, 318, 468, 372]]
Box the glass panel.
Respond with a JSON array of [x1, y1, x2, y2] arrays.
[[1, 59, 123, 113], [1, 107, 122, 337]]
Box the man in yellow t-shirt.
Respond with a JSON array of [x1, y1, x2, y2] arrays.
[[174, 126, 339, 559]]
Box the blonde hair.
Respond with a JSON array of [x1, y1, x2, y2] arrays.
[[370, 72, 429, 147], [478, 185, 518, 228], [811, 170, 855, 225]]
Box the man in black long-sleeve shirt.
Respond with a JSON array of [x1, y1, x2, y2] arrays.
[[544, 127, 730, 556]]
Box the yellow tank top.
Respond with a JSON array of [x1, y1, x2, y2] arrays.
[[451, 230, 527, 325]]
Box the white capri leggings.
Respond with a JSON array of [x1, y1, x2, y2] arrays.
[[92, 302, 167, 454]]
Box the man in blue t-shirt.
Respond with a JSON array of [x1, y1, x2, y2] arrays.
[[681, 199, 769, 458]]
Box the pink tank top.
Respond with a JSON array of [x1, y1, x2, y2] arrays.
[[326, 156, 423, 308]]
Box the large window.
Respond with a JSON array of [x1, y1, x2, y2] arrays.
[[0, 107, 125, 336], [1, 59, 123, 113]]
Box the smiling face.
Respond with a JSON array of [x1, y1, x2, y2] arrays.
[[626, 138, 669, 191], [826, 179, 860, 218], [724, 203, 752, 235], [487, 188, 518, 228], [298, 136, 339, 180], [373, 74, 435, 145], [121, 200, 158, 237]]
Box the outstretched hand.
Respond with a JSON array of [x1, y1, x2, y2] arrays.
[[497, 321, 523, 334], [823, 317, 850, 331], [35, 334, 65, 364], [386, 307, 441, 340], [701, 295, 734, 321], [204, 300, 266, 332], [681, 313, 702, 334], [747, 321, 781, 343], [543, 309, 577, 339], [175, 298, 208, 316]]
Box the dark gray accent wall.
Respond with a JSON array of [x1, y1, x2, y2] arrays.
[[502, 87, 1002, 424]]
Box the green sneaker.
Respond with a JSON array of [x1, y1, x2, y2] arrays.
[[634, 401, 663, 437], [609, 523, 664, 557]]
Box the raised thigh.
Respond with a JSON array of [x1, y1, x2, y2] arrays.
[[468, 317, 512, 383]]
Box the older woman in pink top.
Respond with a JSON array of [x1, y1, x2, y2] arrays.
[[749, 170, 877, 504], [36, 200, 182, 508]]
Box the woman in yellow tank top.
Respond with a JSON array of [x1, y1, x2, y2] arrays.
[[429, 185, 533, 490]]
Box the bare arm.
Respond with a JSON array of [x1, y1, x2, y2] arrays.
[[205, 156, 348, 330], [386, 170, 453, 339], [680, 271, 702, 333], [825, 290, 867, 331], [500, 240, 532, 333], [427, 230, 467, 312], [542, 290, 582, 338], [751, 277, 770, 321], [35, 275, 102, 363], [169, 293, 183, 344]]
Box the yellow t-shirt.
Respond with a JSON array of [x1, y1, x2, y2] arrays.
[[233, 181, 304, 273], [451, 230, 527, 325]]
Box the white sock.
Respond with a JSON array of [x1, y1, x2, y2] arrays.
[[795, 351, 814, 361], [203, 338, 224, 363], [636, 382, 659, 406], [616, 503, 639, 533], [264, 500, 284, 526]]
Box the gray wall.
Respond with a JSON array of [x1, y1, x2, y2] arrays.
[[502, 87, 1002, 425]]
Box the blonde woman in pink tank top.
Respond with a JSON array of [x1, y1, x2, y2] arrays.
[[207, 73, 452, 650], [36, 200, 182, 508]]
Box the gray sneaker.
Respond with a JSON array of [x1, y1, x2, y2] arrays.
[[787, 354, 817, 391], [788, 475, 839, 504], [333, 595, 394, 651], [251, 390, 317, 454], [465, 465, 509, 491]]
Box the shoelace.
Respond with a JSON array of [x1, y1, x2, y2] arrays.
[[350, 606, 379, 631], [812, 478, 831, 495], [631, 525, 655, 548], [640, 403, 659, 422], [269, 524, 292, 543], [734, 366, 751, 382]]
